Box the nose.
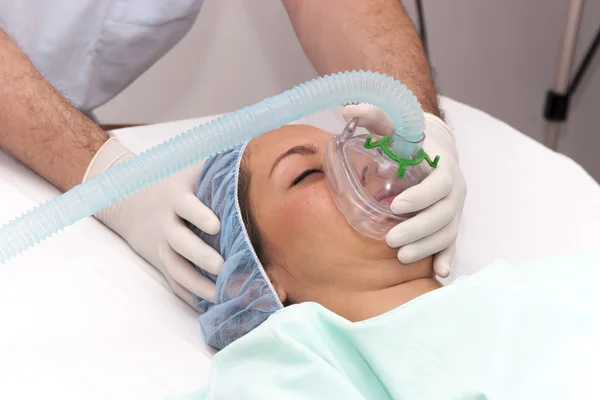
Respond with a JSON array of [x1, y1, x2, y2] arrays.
[[376, 163, 397, 178]]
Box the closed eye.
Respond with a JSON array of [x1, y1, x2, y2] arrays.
[[292, 169, 323, 187]]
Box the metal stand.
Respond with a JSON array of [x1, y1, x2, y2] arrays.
[[544, 0, 585, 150]]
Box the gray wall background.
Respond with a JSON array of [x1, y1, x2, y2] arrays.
[[95, 0, 600, 181]]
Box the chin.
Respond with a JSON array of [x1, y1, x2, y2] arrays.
[[351, 232, 398, 258]]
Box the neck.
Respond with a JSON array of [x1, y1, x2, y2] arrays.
[[338, 277, 442, 322], [323, 255, 442, 322]]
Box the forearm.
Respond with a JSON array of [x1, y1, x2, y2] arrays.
[[0, 28, 108, 191], [283, 0, 441, 116]]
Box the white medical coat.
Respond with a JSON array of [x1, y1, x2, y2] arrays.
[[0, 0, 204, 112]]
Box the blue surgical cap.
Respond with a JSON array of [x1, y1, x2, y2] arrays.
[[190, 143, 283, 350]]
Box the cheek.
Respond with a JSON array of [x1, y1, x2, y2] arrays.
[[260, 182, 396, 263], [266, 183, 345, 243]]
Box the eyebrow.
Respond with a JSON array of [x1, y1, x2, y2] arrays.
[[269, 143, 318, 178]]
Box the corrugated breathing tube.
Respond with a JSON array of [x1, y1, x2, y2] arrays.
[[0, 70, 424, 263]]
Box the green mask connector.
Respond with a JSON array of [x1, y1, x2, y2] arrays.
[[364, 135, 440, 179]]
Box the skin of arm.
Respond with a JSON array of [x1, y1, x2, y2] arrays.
[[282, 0, 441, 117], [0, 28, 109, 192]]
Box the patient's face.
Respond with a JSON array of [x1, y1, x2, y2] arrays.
[[243, 125, 433, 312]]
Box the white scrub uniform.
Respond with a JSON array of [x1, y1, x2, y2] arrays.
[[0, 0, 204, 112]]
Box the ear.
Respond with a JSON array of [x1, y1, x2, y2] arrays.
[[266, 264, 288, 304], [271, 279, 288, 304]]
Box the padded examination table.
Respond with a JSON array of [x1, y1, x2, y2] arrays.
[[1, 98, 599, 399]]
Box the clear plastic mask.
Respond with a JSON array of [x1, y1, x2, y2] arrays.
[[324, 118, 434, 240]]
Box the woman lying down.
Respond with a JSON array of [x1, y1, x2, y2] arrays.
[[179, 124, 600, 400]]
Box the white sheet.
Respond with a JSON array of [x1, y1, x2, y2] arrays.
[[0, 180, 213, 399], [0, 98, 599, 399]]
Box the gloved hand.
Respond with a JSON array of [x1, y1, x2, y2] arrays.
[[83, 137, 224, 306], [342, 104, 467, 278]]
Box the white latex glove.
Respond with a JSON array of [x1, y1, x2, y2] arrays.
[[342, 104, 467, 278], [83, 138, 223, 306]]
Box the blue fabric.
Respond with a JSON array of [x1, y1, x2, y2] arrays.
[[0, 0, 203, 111], [190, 144, 282, 350]]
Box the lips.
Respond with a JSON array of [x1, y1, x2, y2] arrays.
[[374, 180, 412, 206], [377, 195, 396, 206]]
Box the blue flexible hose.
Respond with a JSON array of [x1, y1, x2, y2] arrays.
[[0, 70, 424, 264]]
